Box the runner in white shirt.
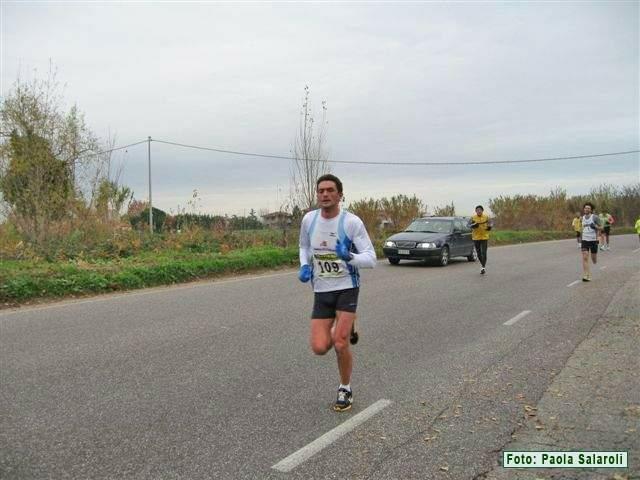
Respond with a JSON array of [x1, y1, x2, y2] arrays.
[[580, 202, 602, 282], [298, 174, 376, 412]]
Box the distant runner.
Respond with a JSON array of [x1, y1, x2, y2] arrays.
[[468, 205, 493, 275], [298, 174, 376, 412], [636, 217, 640, 245], [572, 212, 582, 247], [599, 212, 614, 251], [580, 202, 602, 282]]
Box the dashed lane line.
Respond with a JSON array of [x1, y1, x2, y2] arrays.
[[271, 399, 392, 472], [504, 310, 532, 326]]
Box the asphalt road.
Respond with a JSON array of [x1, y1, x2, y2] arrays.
[[1, 235, 638, 479]]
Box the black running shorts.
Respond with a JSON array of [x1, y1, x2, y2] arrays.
[[581, 240, 598, 254], [604, 226, 611, 235], [312, 288, 360, 319]]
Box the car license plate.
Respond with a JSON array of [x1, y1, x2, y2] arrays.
[[398, 249, 410, 255]]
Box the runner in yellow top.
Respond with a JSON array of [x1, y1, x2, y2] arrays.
[[467, 205, 493, 275], [635, 217, 640, 245], [572, 212, 582, 247]]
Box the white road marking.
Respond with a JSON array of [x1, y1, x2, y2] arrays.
[[504, 310, 532, 326], [632, 247, 640, 253], [271, 399, 392, 472], [567, 280, 581, 287], [600, 266, 608, 270]]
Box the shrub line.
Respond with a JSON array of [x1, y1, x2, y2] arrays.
[[1, 229, 635, 306]]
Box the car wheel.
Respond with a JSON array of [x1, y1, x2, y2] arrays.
[[388, 257, 400, 265], [467, 247, 477, 262], [438, 246, 449, 266]]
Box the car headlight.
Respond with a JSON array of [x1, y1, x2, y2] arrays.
[[384, 241, 396, 247], [417, 242, 436, 249]]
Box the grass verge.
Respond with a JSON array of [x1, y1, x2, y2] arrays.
[[1, 247, 298, 306]]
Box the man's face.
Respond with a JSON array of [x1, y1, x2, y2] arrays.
[[475, 207, 484, 216], [316, 180, 342, 209], [583, 205, 592, 215]]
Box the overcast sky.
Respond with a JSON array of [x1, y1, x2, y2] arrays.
[[2, 1, 638, 216]]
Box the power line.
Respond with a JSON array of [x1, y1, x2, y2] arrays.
[[152, 138, 639, 166], [75, 139, 149, 161], [153, 139, 298, 161], [75, 137, 639, 166]]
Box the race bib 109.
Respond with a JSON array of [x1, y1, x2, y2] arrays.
[[313, 252, 347, 278]]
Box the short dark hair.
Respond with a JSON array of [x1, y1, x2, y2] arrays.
[[316, 174, 343, 194], [583, 202, 594, 210], [475, 205, 484, 211]]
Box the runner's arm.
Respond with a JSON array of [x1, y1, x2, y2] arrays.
[[347, 220, 377, 269], [299, 217, 313, 266]]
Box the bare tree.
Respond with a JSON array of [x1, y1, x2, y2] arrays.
[[84, 133, 133, 220], [290, 85, 330, 211]]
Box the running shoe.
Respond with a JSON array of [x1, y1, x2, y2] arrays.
[[333, 388, 353, 412], [480, 268, 486, 275], [582, 276, 591, 282]]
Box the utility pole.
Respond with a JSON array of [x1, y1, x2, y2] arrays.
[[148, 136, 153, 234]]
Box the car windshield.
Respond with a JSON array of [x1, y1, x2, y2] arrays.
[[405, 219, 453, 234]]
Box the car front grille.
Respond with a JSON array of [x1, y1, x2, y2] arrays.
[[395, 241, 416, 248]]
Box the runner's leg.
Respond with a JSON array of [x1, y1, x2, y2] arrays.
[[481, 240, 488, 267], [474, 240, 484, 267], [333, 310, 355, 385], [350, 315, 359, 345], [582, 249, 590, 278], [310, 318, 334, 355]]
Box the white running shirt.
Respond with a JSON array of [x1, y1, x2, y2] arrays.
[[581, 214, 600, 242], [299, 209, 376, 293]]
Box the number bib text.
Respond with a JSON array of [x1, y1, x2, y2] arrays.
[[313, 252, 347, 278]]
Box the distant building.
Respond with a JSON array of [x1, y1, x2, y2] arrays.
[[261, 211, 293, 228]]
